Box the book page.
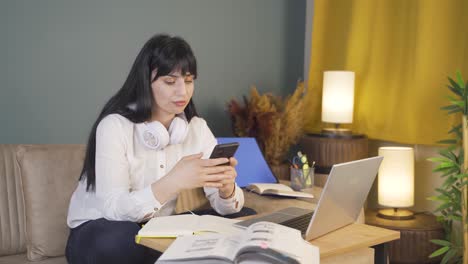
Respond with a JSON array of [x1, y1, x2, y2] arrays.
[[138, 215, 199, 237], [237, 222, 319, 263], [157, 233, 242, 263], [197, 215, 243, 235], [138, 214, 243, 238], [248, 183, 293, 193]]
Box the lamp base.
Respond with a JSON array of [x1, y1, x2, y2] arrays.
[[377, 208, 415, 220], [321, 127, 352, 135]]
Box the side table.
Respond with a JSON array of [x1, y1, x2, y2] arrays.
[[299, 133, 368, 173], [365, 209, 444, 264]]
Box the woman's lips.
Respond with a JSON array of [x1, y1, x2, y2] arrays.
[[174, 101, 187, 107]]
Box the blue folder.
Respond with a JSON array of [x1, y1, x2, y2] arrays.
[[216, 137, 278, 187]]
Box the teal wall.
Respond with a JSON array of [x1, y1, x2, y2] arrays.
[[0, 0, 306, 143]]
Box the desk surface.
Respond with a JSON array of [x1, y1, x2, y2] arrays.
[[138, 188, 400, 259], [138, 222, 399, 258]]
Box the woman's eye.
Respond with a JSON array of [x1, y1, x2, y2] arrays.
[[164, 79, 176, 85]]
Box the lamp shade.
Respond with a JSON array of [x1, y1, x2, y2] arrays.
[[378, 147, 414, 208], [321, 71, 355, 124]]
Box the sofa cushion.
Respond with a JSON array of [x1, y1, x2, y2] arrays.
[[0, 145, 27, 256], [16, 145, 85, 261]]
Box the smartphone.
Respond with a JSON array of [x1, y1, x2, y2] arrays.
[[209, 142, 239, 166]]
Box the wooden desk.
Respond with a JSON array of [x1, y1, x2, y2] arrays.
[[139, 223, 398, 260], [138, 189, 400, 263]]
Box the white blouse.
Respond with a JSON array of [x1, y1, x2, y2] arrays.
[[67, 114, 244, 228]]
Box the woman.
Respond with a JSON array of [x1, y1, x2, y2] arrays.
[[66, 34, 244, 264]]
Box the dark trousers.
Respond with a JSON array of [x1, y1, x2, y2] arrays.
[[65, 218, 161, 264]]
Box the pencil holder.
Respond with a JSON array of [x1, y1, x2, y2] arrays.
[[290, 167, 314, 191]]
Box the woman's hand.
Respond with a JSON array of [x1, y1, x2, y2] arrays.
[[151, 153, 237, 204], [218, 157, 238, 199], [165, 153, 234, 191]]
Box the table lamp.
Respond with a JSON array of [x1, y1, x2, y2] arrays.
[[321, 71, 355, 134], [377, 146, 415, 220]]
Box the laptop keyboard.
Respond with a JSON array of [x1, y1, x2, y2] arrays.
[[280, 212, 314, 235]]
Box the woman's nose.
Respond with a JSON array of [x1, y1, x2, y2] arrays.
[[174, 81, 187, 96]]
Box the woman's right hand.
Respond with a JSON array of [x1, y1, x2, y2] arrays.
[[166, 153, 233, 191]]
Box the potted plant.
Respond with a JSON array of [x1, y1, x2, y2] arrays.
[[428, 72, 468, 264], [226, 82, 306, 179]]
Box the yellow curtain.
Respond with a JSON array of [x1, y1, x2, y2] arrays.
[[305, 0, 468, 145]]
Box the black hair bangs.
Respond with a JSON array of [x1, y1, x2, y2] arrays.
[[151, 37, 197, 81]]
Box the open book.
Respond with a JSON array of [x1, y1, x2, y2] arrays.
[[136, 214, 242, 239], [156, 221, 319, 264], [246, 183, 314, 199]]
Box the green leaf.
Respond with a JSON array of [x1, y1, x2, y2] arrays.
[[428, 157, 452, 163], [437, 139, 458, 145], [455, 173, 468, 179], [448, 79, 463, 95], [426, 196, 450, 202], [454, 129, 463, 140], [434, 167, 454, 173], [441, 104, 460, 111], [449, 77, 462, 91], [442, 176, 458, 188], [447, 99, 464, 108], [452, 187, 461, 195], [438, 149, 458, 162], [429, 246, 450, 257], [435, 188, 451, 196], [447, 214, 462, 222], [430, 239, 452, 247], [435, 162, 457, 171], [440, 248, 459, 264], [447, 84, 462, 97], [448, 124, 462, 134], [427, 195, 450, 202], [456, 71, 465, 88], [440, 167, 460, 177], [448, 108, 463, 114], [435, 202, 453, 212]]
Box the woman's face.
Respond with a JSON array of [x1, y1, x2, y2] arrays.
[[151, 70, 194, 118]]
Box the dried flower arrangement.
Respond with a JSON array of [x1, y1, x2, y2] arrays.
[[226, 82, 306, 166]]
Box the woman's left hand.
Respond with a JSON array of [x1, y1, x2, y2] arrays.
[[218, 157, 238, 199]]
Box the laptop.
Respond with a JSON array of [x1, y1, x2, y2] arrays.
[[235, 156, 383, 240]]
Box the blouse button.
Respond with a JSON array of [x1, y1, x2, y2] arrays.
[[160, 164, 164, 169]]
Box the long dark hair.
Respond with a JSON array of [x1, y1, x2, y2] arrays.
[[80, 34, 199, 191]]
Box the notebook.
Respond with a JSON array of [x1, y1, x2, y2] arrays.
[[136, 214, 242, 240], [246, 183, 314, 199]]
